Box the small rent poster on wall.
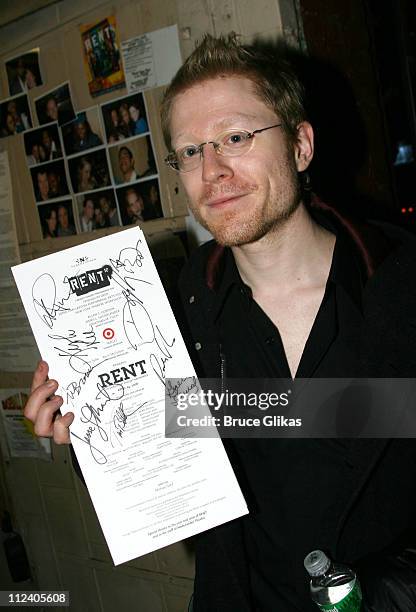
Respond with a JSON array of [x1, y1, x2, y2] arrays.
[[80, 15, 126, 98]]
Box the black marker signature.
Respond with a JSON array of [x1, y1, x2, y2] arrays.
[[150, 326, 176, 386], [70, 382, 125, 464], [166, 377, 199, 400], [110, 400, 149, 446], [32, 273, 72, 329], [109, 241, 177, 385], [65, 358, 111, 405], [109, 240, 144, 274], [80, 402, 109, 442], [48, 326, 99, 374], [70, 430, 108, 465]]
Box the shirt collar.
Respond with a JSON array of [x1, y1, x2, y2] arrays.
[[211, 210, 364, 321]]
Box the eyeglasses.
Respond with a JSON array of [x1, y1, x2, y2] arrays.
[[165, 123, 282, 173]]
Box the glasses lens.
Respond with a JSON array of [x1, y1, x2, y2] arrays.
[[219, 130, 252, 156], [167, 129, 253, 172], [176, 145, 201, 172]]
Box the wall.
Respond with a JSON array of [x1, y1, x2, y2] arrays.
[[0, 0, 301, 610]]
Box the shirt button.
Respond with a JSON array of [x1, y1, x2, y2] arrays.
[[189, 295, 195, 303], [265, 337, 275, 345], [195, 342, 202, 351]]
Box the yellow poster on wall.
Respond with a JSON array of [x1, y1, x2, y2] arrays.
[[80, 16, 126, 98]]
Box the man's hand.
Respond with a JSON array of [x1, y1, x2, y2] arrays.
[[24, 360, 74, 445]]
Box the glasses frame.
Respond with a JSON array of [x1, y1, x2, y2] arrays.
[[164, 123, 282, 173]]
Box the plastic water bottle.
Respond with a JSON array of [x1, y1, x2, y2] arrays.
[[304, 550, 362, 611]]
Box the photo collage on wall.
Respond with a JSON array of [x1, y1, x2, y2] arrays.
[[29, 89, 162, 239], [0, 48, 41, 137], [1, 16, 165, 240]]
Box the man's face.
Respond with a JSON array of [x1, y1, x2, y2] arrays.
[[169, 76, 311, 246], [76, 122, 87, 140], [99, 197, 110, 214], [37, 173, 49, 199], [119, 149, 134, 175], [42, 131, 51, 147], [58, 206, 69, 228], [126, 192, 143, 217], [46, 99, 58, 121], [120, 107, 130, 124], [48, 172, 59, 194]]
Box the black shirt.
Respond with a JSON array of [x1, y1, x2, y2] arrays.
[[214, 230, 366, 611]]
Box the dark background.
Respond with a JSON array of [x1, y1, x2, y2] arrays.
[[297, 0, 416, 229]]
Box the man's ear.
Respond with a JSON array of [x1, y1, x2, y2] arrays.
[[294, 121, 314, 172]]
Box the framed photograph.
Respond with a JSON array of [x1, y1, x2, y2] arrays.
[[24, 123, 63, 166], [75, 188, 120, 232], [108, 135, 157, 185], [80, 15, 125, 98], [0, 93, 32, 137], [5, 49, 43, 96], [116, 177, 163, 225], [101, 92, 148, 143], [37, 199, 76, 238], [67, 149, 111, 194], [60, 107, 104, 156], [34, 82, 76, 126], [30, 160, 69, 202]]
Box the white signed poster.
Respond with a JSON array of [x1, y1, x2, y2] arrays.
[[12, 227, 247, 564]]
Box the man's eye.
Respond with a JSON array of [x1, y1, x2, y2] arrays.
[[180, 146, 199, 159], [224, 132, 248, 146]]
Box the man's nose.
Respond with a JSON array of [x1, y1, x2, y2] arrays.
[[201, 144, 234, 183]]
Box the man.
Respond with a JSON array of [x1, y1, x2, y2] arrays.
[[24, 34, 416, 611], [116, 146, 138, 184], [46, 97, 59, 123], [47, 172, 62, 198], [56, 204, 75, 237], [36, 171, 49, 201], [27, 143, 41, 166], [72, 118, 102, 153], [99, 195, 119, 227], [79, 197, 95, 233], [9, 58, 27, 95], [42, 130, 59, 160], [94, 205, 108, 229], [7, 100, 30, 132], [124, 187, 145, 222]]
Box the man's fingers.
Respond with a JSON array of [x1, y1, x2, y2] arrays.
[[25, 361, 73, 445], [30, 360, 49, 393], [32, 396, 63, 437], [53, 412, 74, 445], [25, 378, 59, 423]]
